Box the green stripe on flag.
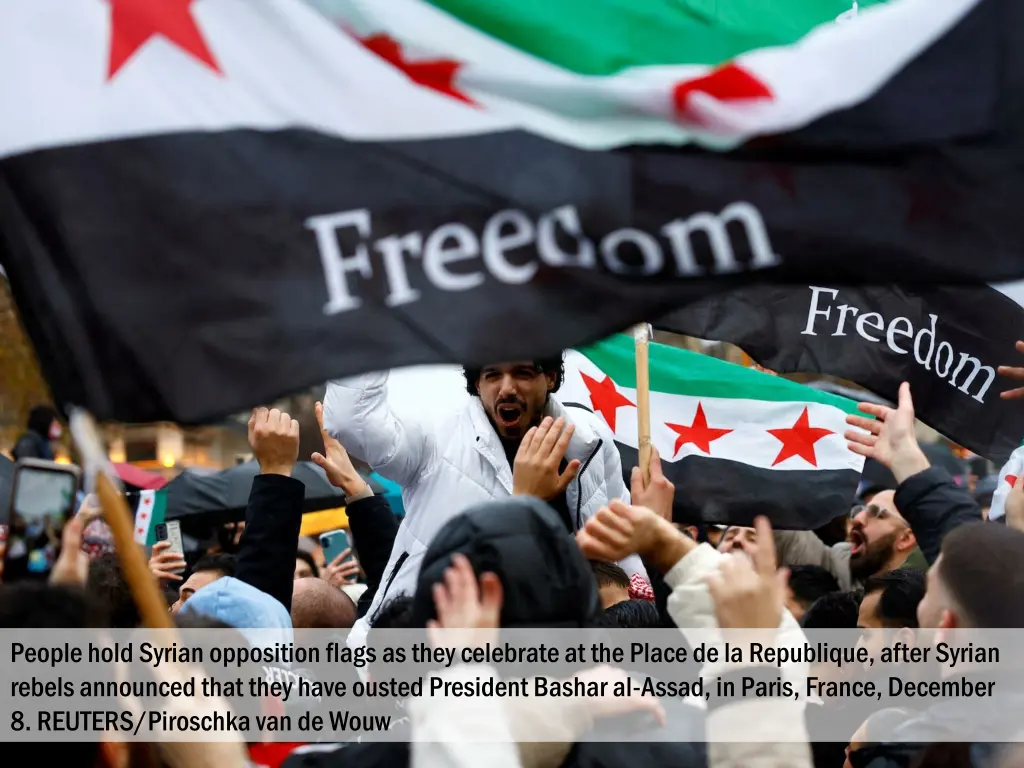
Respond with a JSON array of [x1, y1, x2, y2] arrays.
[[577, 334, 863, 415], [134, 489, 168, 546], [425, 0, 888, 75]]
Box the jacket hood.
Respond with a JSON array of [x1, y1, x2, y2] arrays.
[[411, 496, 601, 629], [182, 576, 293, 647]]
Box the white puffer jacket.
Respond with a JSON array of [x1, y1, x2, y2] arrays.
[[323, 372, 647, 647]]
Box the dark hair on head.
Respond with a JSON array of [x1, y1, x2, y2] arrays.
[[863, 568, 926, 629], [0, 583, 105, 628], [594, 599, 661, 629], [801, 590, 863, 630], [938, 522, 1024, 628], [27, 404, 58, 436], [590, 560, 630, 590], [192, 552, 237, 578], [463, 355, 565, 396], [370, 595, 415, 629], [787, 565, 840, 611], [87, 552, 140, 628], [295, 550, 320, 578]]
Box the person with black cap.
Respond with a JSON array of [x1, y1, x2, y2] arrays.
[[12, 404, 61, 460], [322, 356, 646, 648]]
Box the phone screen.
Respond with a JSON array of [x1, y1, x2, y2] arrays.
[[6, 465, 78, 580], [320, 529, 352, 566]]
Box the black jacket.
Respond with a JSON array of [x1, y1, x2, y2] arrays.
[[894, 467, 982, 564], [344, 494, 400, 618], [235, 473, 304, 612]]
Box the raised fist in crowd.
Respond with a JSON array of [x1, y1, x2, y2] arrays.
[[248, 407, 299, 477]]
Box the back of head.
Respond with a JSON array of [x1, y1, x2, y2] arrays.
[[788, 565, 841, 611], [182, 576, 293, 643], [411, 497, 600, 628], [862, 569, 926, 628], [938, 522, 1024, 627], [193, 552, 237, 578], [27, 405, 57, 436], [88, 553, 140, 628], [594, 599, 661, 629], [291, 577, 357, 629], [0, 583, 104, 628], [802, 590, 863, 629], [590, 560, 630, 590]]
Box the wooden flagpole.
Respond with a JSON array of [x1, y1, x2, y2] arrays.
[[634, 323, 653, 484], [70, 409, 175, 630]]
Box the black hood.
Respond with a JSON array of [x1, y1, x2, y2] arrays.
[[26, 405, 57, 438], [411, 496, 601, 629]]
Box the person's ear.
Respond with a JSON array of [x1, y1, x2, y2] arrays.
[[897, 528, 917, 553], [545, 371, 557, 392]]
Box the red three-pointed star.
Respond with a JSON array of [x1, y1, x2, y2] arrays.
[[353, 33, 475, 105], [579, 372, 635, 433], [1007, 474, 1020, 487], [107, 0, 221, 81], [767, 407, 834, 467], [666, 403, 733, 457]]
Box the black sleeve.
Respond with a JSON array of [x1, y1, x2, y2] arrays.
[[641, 554, 678, 629], [894, 466, 982, 564], [345, 494, 400, 618], [235, 473, 305, 612]]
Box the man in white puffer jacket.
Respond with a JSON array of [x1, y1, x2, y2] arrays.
[[323, 355, 647, 647]]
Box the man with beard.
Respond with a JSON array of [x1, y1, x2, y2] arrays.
[[323, 356, 647, 647]]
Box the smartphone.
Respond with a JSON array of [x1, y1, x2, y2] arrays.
[[320, 528, 352, 566], [155, 520, 185, 572], [5, 459, 81, 578]]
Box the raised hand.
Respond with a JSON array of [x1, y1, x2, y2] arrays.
[[630, 446, 675, 522], [844, 381, 929, 483], [997, 340, 1024, 400], [576, 499, 694, 575], [310, 401, 368, 497], [50, 495, 104, 587], [248, 407, 299, 477], [513, 416, 582, 500], [322, 548, 361, 588], [149, 540, 187, 584], [704, 516, 788, 634], [427, 554, 503, 652]]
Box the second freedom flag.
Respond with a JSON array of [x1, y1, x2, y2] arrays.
[[1, 0, 1023, 424], [561, 335, 865, 529]]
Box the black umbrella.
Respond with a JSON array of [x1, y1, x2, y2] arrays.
[[0, 453, 13, 525], [163, 460, 349, 533]]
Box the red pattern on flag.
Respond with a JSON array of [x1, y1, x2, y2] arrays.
[[107, 0, 221, 80], [629, 573, 654, 601]]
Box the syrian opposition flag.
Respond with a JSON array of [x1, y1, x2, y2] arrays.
[[989, 444, 1024, 521], [561, 335, 865, 529], [134, 489, 167, 546], [1, 0, 1023, 425], [658, 284, 1024, 463]]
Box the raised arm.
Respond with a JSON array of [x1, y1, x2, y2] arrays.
[[322, 372, 435, 487]]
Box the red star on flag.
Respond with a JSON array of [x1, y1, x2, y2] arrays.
[[138, 511, 148, 520], [352, 33, 475, 105], [107, 0, 221, 81], [767, 407, 834, 467], [136, 527, 144, 535], [666, 403, 733, 456], [1007, 474, 1019, 487], [579, 372, 635, 433], [673, 63, 773, 126]]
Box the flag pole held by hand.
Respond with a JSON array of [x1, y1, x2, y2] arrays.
[[634, 323, 653, 484], [70, 408, 175, 630]]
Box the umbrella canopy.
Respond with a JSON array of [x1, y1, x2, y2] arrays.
[[113, 463, 168, 491], [164, 460, 345, 529], [0, 453, 13, 525]]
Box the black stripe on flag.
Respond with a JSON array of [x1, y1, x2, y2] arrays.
[[616, 443, 860, 530]]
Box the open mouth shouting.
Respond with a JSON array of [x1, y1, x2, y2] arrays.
[[849, 528, 867, 557], [495, 400, 526, 433]]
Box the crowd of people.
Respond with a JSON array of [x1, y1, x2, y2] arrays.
[[4, 348, 1024, 768]]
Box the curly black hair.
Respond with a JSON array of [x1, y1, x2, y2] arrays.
[[463, 355, 565, 396]]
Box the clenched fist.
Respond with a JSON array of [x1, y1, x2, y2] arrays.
[[249, 407, 300, 477]]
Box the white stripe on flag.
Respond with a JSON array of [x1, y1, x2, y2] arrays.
[[134, 489, 157, 544]]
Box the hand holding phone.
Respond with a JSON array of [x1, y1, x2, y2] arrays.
[[4, 459, 81, 580], [319, 529, 360, 588], [151, 521, 186, 581]]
